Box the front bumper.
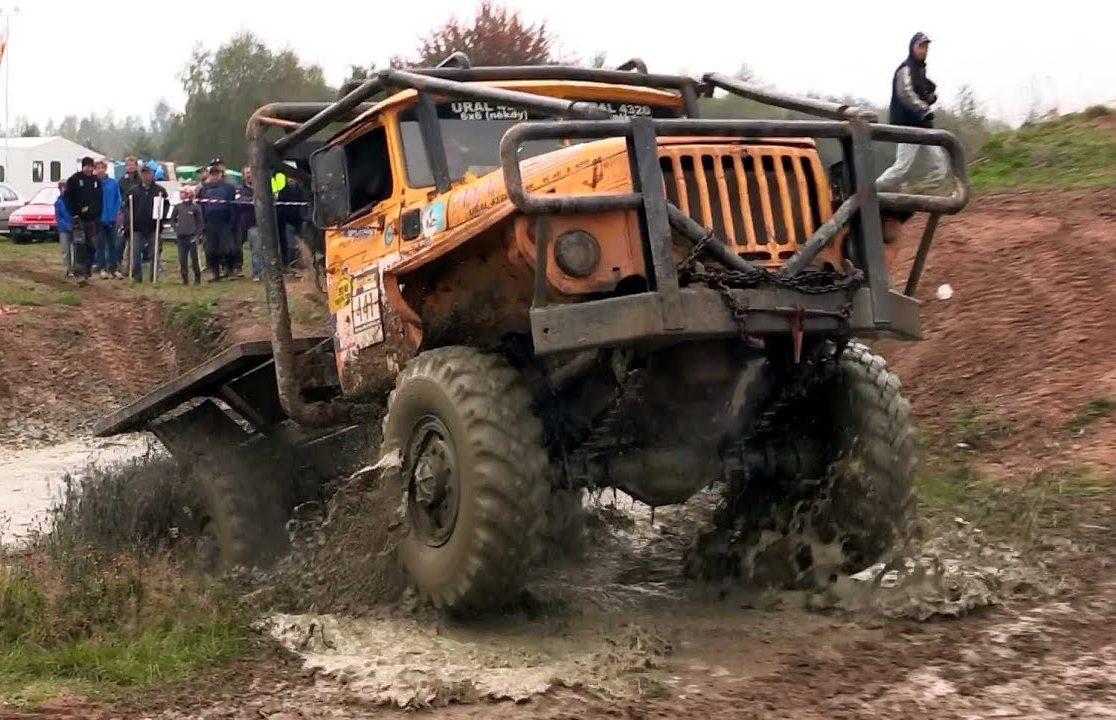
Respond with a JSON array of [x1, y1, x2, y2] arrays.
[[530, 286, 920, 355]]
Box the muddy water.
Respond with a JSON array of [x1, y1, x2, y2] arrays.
[[259, 485, 1064, 710], [0, 434, 157, 542]]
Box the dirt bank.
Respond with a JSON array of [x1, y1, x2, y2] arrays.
[[883, 189, 1116, 472]]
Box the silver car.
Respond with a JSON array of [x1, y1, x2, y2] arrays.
[[0, 182, 25, 232]]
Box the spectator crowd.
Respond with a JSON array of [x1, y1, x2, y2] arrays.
[[57, 157, 311, 287]]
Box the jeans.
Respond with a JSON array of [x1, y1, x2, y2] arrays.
[[130, 229, 155, 281], [59, 230, 73, 274], [204, 224, 235, 278], [876, 143, 950, 191], [72, 220, 99, 278], [96, 221, 121, 273], [177, 234, 201, 282], [247, 226, 262, 279]]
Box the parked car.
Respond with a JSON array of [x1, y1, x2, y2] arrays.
[[0, 182, 26, 232], [8, 186, 59, 243]]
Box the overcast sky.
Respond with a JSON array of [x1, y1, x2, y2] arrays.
[[3, 0, 1111, 130]]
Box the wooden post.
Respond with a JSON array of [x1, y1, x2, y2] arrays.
[[152, 195, 164, 283], [127, 196, 134, 280]]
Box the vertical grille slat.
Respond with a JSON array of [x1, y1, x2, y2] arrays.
[[710, 156, 736, 243], [658, 145, 824, 267]]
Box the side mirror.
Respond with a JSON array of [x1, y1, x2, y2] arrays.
[[309, 145, 350, 228]]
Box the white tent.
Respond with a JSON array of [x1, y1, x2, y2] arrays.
[[0, 136, 103, 200]]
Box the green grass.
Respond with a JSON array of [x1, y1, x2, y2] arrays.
[[916, 451, 1110, 541], [0, 277, 83, 307], [0, 458, 255, 708], [970, 112, 1116, 189], [1064, 396, 1116, 436]]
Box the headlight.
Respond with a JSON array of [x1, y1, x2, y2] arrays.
[[553, 229, 600, 278]]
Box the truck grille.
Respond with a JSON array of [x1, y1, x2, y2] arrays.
[[659, 147, 826, 265]]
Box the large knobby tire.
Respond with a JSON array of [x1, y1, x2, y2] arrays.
[[688, 341, 916, 587], [190, 447, 294, 573], [817, 341, 917, 568], [382, 346, 549, 614]]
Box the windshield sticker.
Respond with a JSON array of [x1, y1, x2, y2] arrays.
[[421, 201, 447, 240], [450, 102, 529, 121]]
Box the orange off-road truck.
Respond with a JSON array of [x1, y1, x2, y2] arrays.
[[95, 56, 969, 614]]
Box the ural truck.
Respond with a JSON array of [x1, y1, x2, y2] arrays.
[[94, 56, 970, 613]]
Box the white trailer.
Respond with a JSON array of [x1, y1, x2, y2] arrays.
[[0, 136, 103, 200]]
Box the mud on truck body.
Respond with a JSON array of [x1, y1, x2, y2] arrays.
[[94, 56, 970, 614]]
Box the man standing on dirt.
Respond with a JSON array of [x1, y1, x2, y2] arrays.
[[126, 166, 169, 283], [876, 32, 951, 191], [64, 157, 104, 285], [95, 160, 123, 279], [196, 164, 237, 281]]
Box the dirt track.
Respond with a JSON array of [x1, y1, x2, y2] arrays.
[[3, 189, 1116, 718]]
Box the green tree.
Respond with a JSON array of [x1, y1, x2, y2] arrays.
[[175, 33, 334, 167], [395, 1, 558, 67], [19, 122, 41, 137]]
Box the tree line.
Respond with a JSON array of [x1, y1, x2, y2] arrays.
[[13, 1, 1003, 170]]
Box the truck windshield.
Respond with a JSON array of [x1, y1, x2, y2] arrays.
[[399, 98, 682, 188]]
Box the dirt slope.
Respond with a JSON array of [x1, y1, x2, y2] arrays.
[[880, 188, 1116, 469], [0, 272, 184, 449]]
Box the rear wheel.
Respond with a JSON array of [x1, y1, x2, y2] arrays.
[[382, 346, 549, 614], [687, 341, 916, 587]]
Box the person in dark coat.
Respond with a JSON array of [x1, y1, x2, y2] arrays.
[[876, 32, 951, 191], [170, 186, 204, 284], [125, 166, 169, 282], [195, 165, 238, 281], [64, 156, 104, 283]]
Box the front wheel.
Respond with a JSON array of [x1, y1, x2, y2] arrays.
[[381, 346, 549, 614]]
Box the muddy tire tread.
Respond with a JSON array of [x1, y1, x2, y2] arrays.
[[831, 341, 917, 564], [385, 346, 549, 612]]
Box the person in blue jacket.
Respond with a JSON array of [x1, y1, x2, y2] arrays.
[[195, 164, 238, 281], [54, 181, 74, 277], [95, 159, 123, 278]]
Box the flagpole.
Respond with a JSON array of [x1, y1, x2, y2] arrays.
[[0, 7, 18, 173]]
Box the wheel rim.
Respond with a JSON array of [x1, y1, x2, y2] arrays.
[[405, 415, 461, 547]]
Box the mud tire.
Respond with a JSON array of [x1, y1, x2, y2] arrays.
[[816, 341, 917, 568], [193, 455, 293, 572], [382, 346, 549, 614], [689, 341, 916, 586]]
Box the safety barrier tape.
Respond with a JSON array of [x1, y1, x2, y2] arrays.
[[188, 198, 310, 206]]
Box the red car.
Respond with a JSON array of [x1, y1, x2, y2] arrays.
[[9, 187, 61, 244]]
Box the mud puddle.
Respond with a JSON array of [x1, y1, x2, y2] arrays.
[[0, 433, 157, 542], [254, 483, 1067, 710]]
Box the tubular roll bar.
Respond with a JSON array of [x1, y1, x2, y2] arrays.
[[247, 62, 971, 426]]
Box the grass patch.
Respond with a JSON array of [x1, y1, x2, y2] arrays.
[[949, 405, 1011, 450], [970, 113, 1116, 189], [917, 451, 1110, 542], [1064, 396, 1116, 436], [0, 457, 252, 707], [0, 278, 83, 307]]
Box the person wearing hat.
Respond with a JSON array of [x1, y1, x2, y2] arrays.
[[196, 163, 238, 281], [63, 156, 104, 284], [876, 32, 951, 191]]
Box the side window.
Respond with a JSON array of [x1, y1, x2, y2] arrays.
[[0, 186, 15, 201], [345, 125, 393, 213], [0, 165, 5, 182], [49, 161, 61, 182], [32, 161, 44, 183]]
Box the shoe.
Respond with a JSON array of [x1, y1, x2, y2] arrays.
[[113, 272, 124, 280], [252, 277, 261, 283], [100, 270, 109, 279], [65, 271, 74, 278], [77, 278, 88, 287]]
